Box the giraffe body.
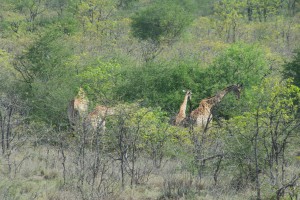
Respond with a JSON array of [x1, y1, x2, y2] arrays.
[[68, 87, 89, 127], [85, 105, 115, 132], [190, 84, 242, 128], [190, 100, 212, 127]]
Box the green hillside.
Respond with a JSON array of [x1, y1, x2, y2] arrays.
[[0, 0, 300, 199]]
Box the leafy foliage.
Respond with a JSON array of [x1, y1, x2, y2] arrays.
[[115, 60, 203, 113], [78, 60, 121, 104], [76, 0, 117, 35], [223, 78, 300, 196], [0, 0, 300, 199], [202, 43, 270, 118], [283, 49, 300, 87], [205, 43, 268, 90], [13, 29, 77, 124], [131, 0, 194, 44], [0, 50, 16, 92]]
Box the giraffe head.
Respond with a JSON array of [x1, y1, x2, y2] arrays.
[[229, 84, 243, 100], [183, 90, 192, 101]]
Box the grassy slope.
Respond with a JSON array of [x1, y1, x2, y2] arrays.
[[0, 1, 300, 199]]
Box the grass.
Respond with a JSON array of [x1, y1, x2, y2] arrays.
[[0, 135, 299, 200]]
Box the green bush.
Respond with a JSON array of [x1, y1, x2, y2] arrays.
[[114, 60, 203, 113], [131, 0, 194, 44], [202, 43, 270, 119], [283, 48, 300, 87], [14, 28, 78, 125]]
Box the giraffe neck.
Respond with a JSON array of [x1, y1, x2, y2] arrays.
[[206, 88, 230, 108], [179, 94, 189, 118]]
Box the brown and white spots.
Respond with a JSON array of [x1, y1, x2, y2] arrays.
[[67, 87, 89, 128], [84, 105, 115, 132], [190, 84, 242, 128]]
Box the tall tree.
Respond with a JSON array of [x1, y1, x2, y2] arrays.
[[201, 43, 269, 119], [13, 29, 77, 124], [131, 0, 194, 61], [283, 49, 300, 87], [213, 0, 245, 42], [223, 78, 300, 199]]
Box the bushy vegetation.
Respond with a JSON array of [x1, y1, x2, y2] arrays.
[[1, 0, 300, 199]]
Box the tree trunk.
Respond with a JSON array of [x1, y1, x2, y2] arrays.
[[247, 1, 253, 21], [0, 111, 5, 155], [6, 106, 13, 151], [254, 109, 261, 200]]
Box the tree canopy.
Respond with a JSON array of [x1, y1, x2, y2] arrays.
[[0, 0, 300, 199], [131, 0, 194, 44], [284, 49, 300, 87]]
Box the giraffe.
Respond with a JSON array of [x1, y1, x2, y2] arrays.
[[67, 87, 89, 128], [190, 84, 242, 128], [84, 105, 115, 132], [174, 90, 192, 126]]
